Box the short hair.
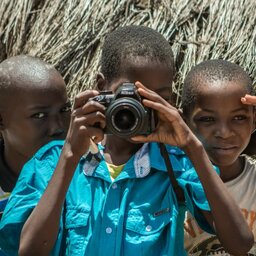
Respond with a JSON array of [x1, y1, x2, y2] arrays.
[[0, 55, 59, 106], [181, 59, 253, 115], [100, 25, 175, 83]]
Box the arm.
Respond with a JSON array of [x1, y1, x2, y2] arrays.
[[19, 90, 106, 255], [132, 82, 254, 255]]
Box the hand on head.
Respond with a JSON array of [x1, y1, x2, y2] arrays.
[[131, 82, 193, 148], [241, 94, 256, 106], [65, 90, 106, 158]]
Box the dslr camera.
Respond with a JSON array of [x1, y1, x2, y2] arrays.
[[91, 82, 156, 138]]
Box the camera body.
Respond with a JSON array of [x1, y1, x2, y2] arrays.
[[91, 82, 155, 138]]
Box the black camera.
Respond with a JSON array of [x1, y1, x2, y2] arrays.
[[91, 82, 156, 138]]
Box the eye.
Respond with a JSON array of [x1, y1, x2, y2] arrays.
[[61, 104, 72, 113], [233, 115, 247, 121], [31, 112, 47, 119], [197, 116, 215, 122]]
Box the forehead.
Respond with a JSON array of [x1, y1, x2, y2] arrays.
[[198, 80, 248, 97], [195, 80, 250, 110], [4, 86, 68, 114], [8, 69, 65, 91], [1, 73, 67, 109], [110, 58, 174, 93]]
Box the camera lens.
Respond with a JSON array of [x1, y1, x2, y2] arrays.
[[114, 109, 136, 130], [105, 98, 145, 137]]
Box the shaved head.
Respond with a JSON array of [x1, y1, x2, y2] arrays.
[[0, 55, 64, 108]]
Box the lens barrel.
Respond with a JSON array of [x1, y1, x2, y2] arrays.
[[105, 98, 147, 137]]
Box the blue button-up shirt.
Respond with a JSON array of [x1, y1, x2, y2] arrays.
[[0, 140, 213, 256]]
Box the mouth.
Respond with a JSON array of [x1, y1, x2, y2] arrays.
[[212, 146, 238, 154]]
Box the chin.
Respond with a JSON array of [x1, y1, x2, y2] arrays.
[[210, 155, 238, 167], [208, 153, 239, 168]]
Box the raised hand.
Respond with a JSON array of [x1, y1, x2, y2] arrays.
[[241, 94, 256, 106], [131, 82, 194, 148], [65, 90, 106, 158]]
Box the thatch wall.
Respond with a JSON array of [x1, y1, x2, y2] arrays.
[[0, 0, 255, 105]]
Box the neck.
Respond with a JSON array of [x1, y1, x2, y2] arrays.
[[102, 135, 143, 165], [4, 145, 26, 178], [219, 157, 244, 182]]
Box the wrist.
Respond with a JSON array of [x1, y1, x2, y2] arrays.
[[62, 142, 82, 164], [181, 134, 204, 156]]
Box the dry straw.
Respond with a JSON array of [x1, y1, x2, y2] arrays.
[[0, 0, 255, 105]]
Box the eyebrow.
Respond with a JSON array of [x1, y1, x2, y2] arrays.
[[27, 101, 71, 111], [200, 107, 249, 113], [230, 107, 250, 113]]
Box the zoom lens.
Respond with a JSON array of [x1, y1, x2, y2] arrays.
[[105, 98, 145, 137], [114, 109, 136, 130]]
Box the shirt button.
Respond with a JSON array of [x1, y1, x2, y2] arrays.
[[146, 225, 152, 232], [112, 183, 117, 189], [106, 227, 112, 234]]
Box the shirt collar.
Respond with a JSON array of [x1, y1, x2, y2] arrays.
[[82, 142, 186, 179]]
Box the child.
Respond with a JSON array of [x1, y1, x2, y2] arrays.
[[0, 27, 253, 256], [182, 59, 256, 255], [0, 55, 71, 217]]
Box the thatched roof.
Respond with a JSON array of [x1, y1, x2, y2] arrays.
[[0, 0, 255, 105]]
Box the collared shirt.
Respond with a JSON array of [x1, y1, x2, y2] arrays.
[[0, 140, 213, 256]]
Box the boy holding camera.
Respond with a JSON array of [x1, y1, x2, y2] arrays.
[[0, 26, 253, 255]]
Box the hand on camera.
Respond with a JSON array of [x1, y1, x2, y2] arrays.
[[131, 82, 194, 148], [65, 90, 106, 158]]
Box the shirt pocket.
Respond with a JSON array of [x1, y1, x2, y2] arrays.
[[126, 208, 172, 234], [64, 207, 90, 256], [124, 208, 173, 255]]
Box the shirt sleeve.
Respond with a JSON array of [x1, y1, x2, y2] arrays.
[[174, 155, 218, 234], [0, 142, 64, 255]]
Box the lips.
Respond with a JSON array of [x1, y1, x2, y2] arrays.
[[213, 146, 237, 150], [211, 145, 238, 155]]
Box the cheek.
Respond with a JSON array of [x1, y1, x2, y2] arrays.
[[189, 122, 210, 136], [5, 131, 39, 154], [191, 125, 212, 145], [17, 122, 49, 144]]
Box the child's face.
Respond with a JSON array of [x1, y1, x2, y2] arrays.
[[107, 58, 174, 102], [186, 80, 255, 168], [1, 73, 71, 163]]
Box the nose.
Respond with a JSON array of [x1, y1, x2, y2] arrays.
[[48, 114, 66, 138], [214, 122, 233, 139]]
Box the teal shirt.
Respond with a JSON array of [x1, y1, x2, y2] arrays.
[[0, 141, 213, 255]]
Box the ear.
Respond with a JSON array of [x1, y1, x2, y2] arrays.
[[95, 73, 107, 91]]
